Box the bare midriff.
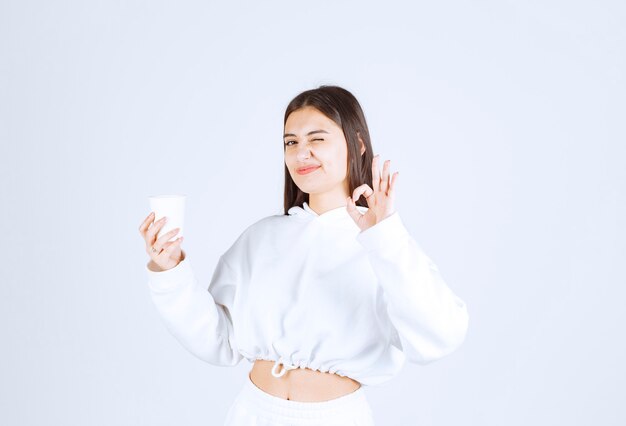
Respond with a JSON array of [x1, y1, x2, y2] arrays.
[[249, 360, 362, 402]]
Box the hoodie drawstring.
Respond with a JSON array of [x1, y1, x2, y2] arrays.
[[271, 359, 297, 378]]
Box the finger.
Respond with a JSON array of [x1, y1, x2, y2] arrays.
[[156, 227, 179, 246], [345, 196, 363, 223], [151, 236, 181, 259], [160, 239, 177, 252], [381, 160, 390, 194], [152, 228, 180, 253], [139, 212, 155, 235], [352, 184, 375, 204], [159, 237, 183, 257], [372, 155, 381, 193], [146, 216, 167, 245], [388, 171, 399, 198]]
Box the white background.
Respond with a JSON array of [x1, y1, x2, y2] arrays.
[[1, 1, 624, 425]]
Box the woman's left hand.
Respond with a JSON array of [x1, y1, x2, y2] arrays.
[[346, 154, 399, 232]]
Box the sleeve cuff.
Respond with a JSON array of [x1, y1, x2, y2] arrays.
[[355, 211, 411, 254], [145, 257, 195, 293]]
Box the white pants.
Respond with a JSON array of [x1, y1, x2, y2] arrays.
[[223, 373, 376, 425]]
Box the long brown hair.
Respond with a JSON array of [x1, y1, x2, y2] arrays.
[[282, 85, 375, 215]]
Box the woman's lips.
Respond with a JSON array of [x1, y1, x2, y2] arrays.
[[296, 165, 321, 175]]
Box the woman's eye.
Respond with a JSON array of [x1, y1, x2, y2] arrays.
[[284, 138, 324, 147]]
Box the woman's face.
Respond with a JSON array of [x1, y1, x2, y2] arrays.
[[283, 106, 351, 197]]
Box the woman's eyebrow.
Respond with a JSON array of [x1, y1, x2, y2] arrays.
[[283, 129, 329, 139]]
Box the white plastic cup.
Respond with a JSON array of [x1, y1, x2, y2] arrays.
[[148, 194, 186, 242]]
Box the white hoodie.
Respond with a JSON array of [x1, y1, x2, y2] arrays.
[[145, 202, 469, 386]]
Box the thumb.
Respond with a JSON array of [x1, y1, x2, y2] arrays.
[[345, 197, 362, 223]]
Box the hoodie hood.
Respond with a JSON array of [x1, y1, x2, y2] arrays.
[[288, 201, 368, 222]]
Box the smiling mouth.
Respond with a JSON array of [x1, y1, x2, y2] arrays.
[[296, 166, 321, 175]]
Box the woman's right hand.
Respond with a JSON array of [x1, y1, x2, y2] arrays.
[[139, 212, 185, 272]]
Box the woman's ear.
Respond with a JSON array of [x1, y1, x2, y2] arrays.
[[358, 132, 365, 156]]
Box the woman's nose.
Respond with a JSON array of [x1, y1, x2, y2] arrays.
[[296, 146, 311, 160]]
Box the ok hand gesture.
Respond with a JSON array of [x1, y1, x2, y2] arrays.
[[346, 154, 399, 232]]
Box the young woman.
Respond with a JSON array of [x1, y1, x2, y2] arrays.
[[138, 85, 469, 425]]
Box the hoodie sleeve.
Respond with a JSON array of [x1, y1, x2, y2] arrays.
[[355, 212, 469, 364], [145, 253, 243, 367]]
